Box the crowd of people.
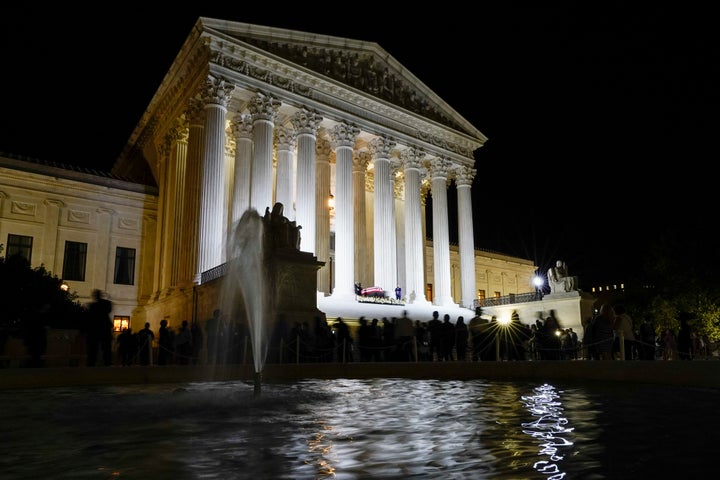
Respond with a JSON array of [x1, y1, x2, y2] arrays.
[[79, 294, 714, 367]]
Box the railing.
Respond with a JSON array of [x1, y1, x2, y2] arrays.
[[474, 292, 541, 309]]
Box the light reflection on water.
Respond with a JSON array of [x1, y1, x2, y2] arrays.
[[0, 378, 717, 479]]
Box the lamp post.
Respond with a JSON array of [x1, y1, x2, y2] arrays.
[[533, 273, 544, 300]]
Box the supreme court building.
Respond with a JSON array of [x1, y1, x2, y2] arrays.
[[0, 18, 537, 331]]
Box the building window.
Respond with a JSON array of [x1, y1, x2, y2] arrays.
[[113, 315, 130, 333], [494, 291, 501, 298], [6, 234, 33, 264], [114, 247, 136, 285], [477, 289, 486, 302], [62, 241, 87, 281]]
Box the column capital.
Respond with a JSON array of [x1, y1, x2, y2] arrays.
[[186, 98, 205, 126], [368, 136, 396, 159], [353, 151, 372, 172], [291, 107, 323, 135], [316, 137, 332, 159], [427, 157, 454, 179], [329, 122, 360, 149], [248, 92, 281, 122], [455, 166, 477, 186], [401, 146, 426, 171], [275, 126, 297, 152], [201, 75, 235, 108], [231, 113, 253, 139]]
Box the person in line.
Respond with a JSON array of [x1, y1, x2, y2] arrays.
[[136, 322, 155, 366], [613, 305, 636, 360], [455, 316, 469, 361], [157, 319, 174, 365], [86, 289, 113, 366], [117, 327, 136, 366], [677, 314, 693, 360], [174, 320, 193, 365]]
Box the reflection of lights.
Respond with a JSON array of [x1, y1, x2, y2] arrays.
[[60, 282, 69, 292], [521, 384, 574, 480]]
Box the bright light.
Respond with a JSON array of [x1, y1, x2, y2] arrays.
[[533, 276, 544, 288], [497, 316, 512, 326], [60, 282, 69, 292]]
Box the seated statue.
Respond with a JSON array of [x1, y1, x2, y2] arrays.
[[547, 260, 578, 293]]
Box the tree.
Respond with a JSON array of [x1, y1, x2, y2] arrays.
[[0, 254, 86, 341]]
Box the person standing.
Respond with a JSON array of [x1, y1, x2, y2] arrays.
[[174, 320, 193, 365], [613, 305, 636, 360], [455, 316, 469, 361], [157, 319, 174, 365], [395, 286, 402, 301], [136, 322, 155, 365], [86, 289, 113, 366], [677, 314, 693, 360]]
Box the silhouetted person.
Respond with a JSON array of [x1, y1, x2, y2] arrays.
[[677, 314, 693, 360], [174, 320, 193, 365], [157, 319, 174, 365], [455, 316, 469, 361], [191, 322, 203, 364], [117, 327, 136, 366], [136, 322, 154, 365], [427, 311, 442, 361], [86, 289, 113, 366], [333, 317, 353, 362]]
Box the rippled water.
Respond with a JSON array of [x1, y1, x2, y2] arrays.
[[1, 378, 716, 479]]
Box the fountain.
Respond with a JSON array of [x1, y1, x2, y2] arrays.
[[220, 204, 325, 395]]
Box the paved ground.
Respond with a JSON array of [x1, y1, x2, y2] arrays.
[[2, 360, 719, 390]]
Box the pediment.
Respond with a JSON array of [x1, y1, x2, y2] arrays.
[[199, 18, 482, 139]]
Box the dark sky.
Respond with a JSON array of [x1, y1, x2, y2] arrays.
[[1, 5, 718, 288]]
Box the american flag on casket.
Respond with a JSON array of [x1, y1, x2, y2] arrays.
[[360, 286, 385, 297]]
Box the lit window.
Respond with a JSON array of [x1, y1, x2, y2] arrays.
[[113, 315, 130, 333]]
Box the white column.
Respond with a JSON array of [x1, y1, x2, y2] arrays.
[[291, 108, 323, 254], [456, 166, 477, 309], [248, 92, 280, 215], [353, 151, 371, 288], [315, 138, 332, 294], [165, 123, 188, 288], [330, 122, 359, 300], [275, 126, 296, 221], [184, 99, 204, 285], [230, 113, 253, 224], [401, 147, 429, 305], [197, 76, 234, 278], [369, 136, 397, 294], [428, 157, 456, 307]]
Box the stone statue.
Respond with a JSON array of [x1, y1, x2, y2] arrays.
[[547, 260, 578, 293]]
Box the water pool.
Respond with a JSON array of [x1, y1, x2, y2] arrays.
[[0, 378, 715, 479]]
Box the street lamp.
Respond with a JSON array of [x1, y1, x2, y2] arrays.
[[533, 274, 544, 300]]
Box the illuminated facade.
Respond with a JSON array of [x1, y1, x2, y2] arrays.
[[0, 18, 538, 331]]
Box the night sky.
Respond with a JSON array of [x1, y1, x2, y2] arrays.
[[1, 5, 717, 288]]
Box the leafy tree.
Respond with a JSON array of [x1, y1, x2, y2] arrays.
[[0, 253, 86, 339]]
